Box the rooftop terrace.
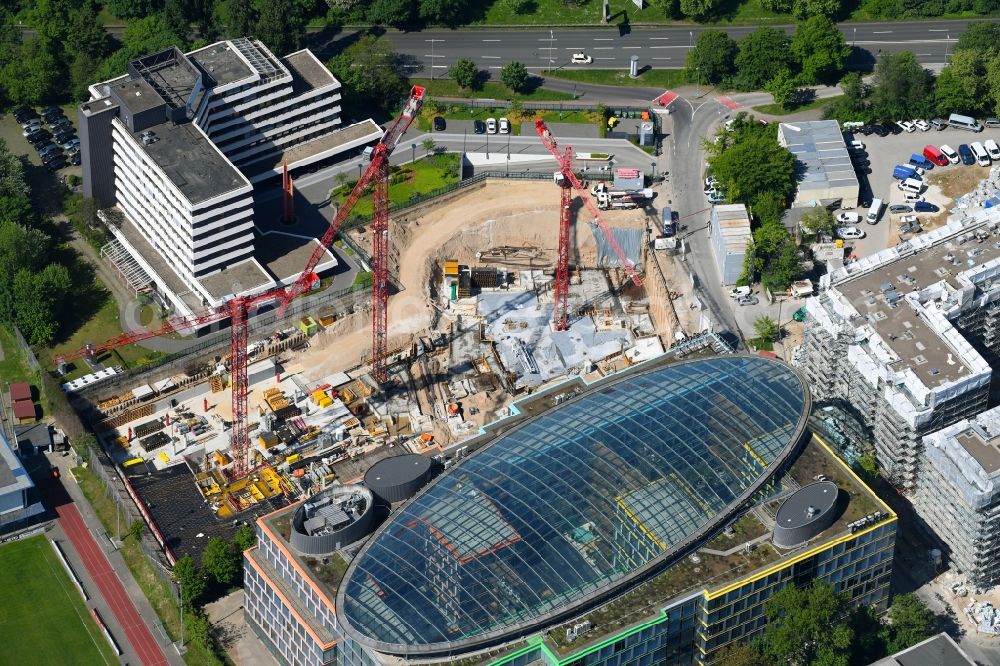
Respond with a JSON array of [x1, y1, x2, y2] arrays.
[[188, 41, 255, 87], [284, 50, 337, 95]]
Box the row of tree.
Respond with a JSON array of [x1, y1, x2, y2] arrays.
[[824, 24, 1000, 124], [686, 17, 852, 93], [723, 583, 938, 666], [0, 139, 80, 345]]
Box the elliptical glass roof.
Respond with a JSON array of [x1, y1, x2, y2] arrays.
[[337, 357, 807, 654]]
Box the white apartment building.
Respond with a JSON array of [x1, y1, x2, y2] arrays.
[[795, 209, 1000, 488], [79, 39, 382, 315]]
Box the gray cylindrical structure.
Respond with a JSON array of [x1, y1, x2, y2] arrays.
[[290, 484, 374, 555], [773, 481, 839, 548], [364, 454, 433, 504], [629, 55, 639, 79]]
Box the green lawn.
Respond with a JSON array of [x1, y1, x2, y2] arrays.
[[477, 0, 672, 25], [37, 290, 166, 382], [543, 68, 690, 89], [0, 535, 119, 665], [333, 154, 461, 218], [0, 325, 38, 387], [753, 94, 844, 116], [417, 78, 575, 102]]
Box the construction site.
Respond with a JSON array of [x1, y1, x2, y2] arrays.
[[65, 93, 704, 562]]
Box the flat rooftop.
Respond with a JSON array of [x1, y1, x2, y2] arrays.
[[110, 77, 165, 115], [779, 120, 860, 196], [198, 258, 273, 302], [284, 50, 337, 95], [0, 431, 33, 496], [832, 227, 1000, 386], [127, 119, 249, 205], [188, 42, 254, 87], [870, 632, 974, 666], [131, 49, 200, 110], [241, 120, 382, 179], [252, 230, 337, 283], [923, 405, 1000, 497]]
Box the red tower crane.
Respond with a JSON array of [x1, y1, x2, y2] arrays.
[[533, 120, 642, 330], [58, 86, 426, 479]]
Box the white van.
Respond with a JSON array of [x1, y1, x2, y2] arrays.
[[898, 178, 923, 195], [971, 141, 991, 166], [867, 198, 883, 224], [985, 139, 1000, 160], [949, 113, 983, 132]]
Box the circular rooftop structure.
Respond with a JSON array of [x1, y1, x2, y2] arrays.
[[290, 484, 374, 555], [364, 454, 434, 504], [337, 356, 809, 657], [773, 481, 840, 548]]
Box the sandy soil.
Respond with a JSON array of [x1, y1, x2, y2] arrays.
[[286, 181, 652, 382]]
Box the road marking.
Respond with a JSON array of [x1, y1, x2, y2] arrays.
[[423, 54, 445, 58], [918, 53, 932, 56], [424, 39, 445, 42], [482, 39, 501, 42], [872, 30, 892, 34], [595, 57, 617, 60], [593, 47, 614, 50], [489, 66, 502, 69], [652, 57, 672, 60], [649, 37, 670, 40], [621, 46, 642, 49], [649, 45, 686, 49], [594, 38, 614, 41], [928, 29, 947, 32], [432, 65, 447, 69], [538, 38, 557, 41], [482, 56, 501, 59]]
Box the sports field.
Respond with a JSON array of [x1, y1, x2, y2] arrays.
[[0, 534, 118, 664]]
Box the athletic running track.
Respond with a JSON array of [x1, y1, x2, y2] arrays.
[[57, 502, 169, 666]]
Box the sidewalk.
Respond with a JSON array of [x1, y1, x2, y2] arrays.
[[47, 450, 185, 666]]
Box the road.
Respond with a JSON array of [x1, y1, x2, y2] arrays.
[[307, 18, 996, 76]]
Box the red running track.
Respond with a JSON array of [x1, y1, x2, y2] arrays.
[[57, 503, 169, 666]]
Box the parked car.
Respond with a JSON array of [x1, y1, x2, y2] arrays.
[[858, 125, 874, 136], [848, 140, 865, 151], [729, 286, 751, 299], [959, 144, 976, 165], [888, 122, 904, 135], [836, 226, 866, 239], [939, 144, 960, 164], [498, 117, 510, 134], [899, 215, 922, 235], [473, 120, 486, 134], [571, 53, 593, 64], [909, 153, 934, 170], [985, 139, 1000, 161], [914, 119, 931, 131], [45, 156, 67, 171], [26, 131, 51, 147], [37, 143, 60, 157], [707, 191, 726, 204], [41, 150, 63, 165], [871, 124, 890, 137], [21, 120, 43, 134], [62, 138, 81, 152], [40, 105, 61, 117], [930, 118, 947, 131], [41, 109, 64, 124], [837, 212, 862, 224], [486, 117, 497, 134], [54, 130, 75, 145], [69, 152, 81, 166], [986, 118, 1000, 128], [49, 118, 72, 132], [914, 201, 938, 213], [736, 295, 759, 306], [888, 204, 913, 214], [903, 192, 924, 202], [432, 116, 446, 131], [13, 107, 38, 124], [922, 145, 949, 167], [897, 120, 916, 133]]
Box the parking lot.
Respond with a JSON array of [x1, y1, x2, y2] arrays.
[[2, 105, 82, 214], [838, 124, 1000, 257]]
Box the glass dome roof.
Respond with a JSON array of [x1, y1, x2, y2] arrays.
[[337, 356, 808, 655]]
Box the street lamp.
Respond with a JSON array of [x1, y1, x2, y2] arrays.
[[689, 31, 693, 49], [357, 162, 362, 178], [550, 30, 555, 68], [946, 34, 951, 60], [411, 143, 416, 164], [853, 27, 857, 47], [651, 161, 657, 179], [695, 66, 700, 98]]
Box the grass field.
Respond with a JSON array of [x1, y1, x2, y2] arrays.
[[477, 0, 674, 25], [332, 153, 461, 218], [0, 535, 118, 665], [543, 68, 690, 89]]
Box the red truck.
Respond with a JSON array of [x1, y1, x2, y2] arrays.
[[923, 145, 949, 167]]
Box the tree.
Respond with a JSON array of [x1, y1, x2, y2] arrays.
[[791, 16, 851, 85], [173, 555, 206, 611], [501, 61, 529, 93], [216, 0, 258, 38], [685, 30, 737, 85], [754, 315, 780, 342], [799, 207, 835, 237], [449, 57, 479, 89], [327, 35, 409, 117], [163, 0, 189, 40], [232, 524, 257, 553], [765, 69, 797, 110], [679, 0, 722, 21], [0, 38, 63, 106], [367, 0, 415, 27], [256, 0, 303, 57], [853, 450, 880, 483], [734, 28, 794, 91], [13, 263, 72, 346], [715, 642, 769, 666], [0, 220, 51, 324], [706, 122, 796, 211], [885, 594, 937, 654], [420, 0, 470, 26], [201, 536, 241, 587], [955, 21, 1000, 56], [988, 53, 1000, 117], [792, 0, 840, 19], [870, 51, 934, 120], [125, 519, 144, 541], [759, 582, 853, 666], [93, 16, 186, 81], [106, 0, 163, 21], [935, 49, 989, 117], [421, 137, 436, 156], [502, 0, 533, 13]]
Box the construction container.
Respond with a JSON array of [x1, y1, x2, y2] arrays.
[[298, 316, 319, 335], [259, 431, 279, 448], [444, 260, 460, 276]]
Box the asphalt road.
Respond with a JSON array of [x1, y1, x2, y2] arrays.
[[308, 18, 997, 77]]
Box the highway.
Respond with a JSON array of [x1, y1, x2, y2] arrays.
[[308, 18, 996, 75]]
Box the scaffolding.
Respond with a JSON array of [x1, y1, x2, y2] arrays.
[[231, 38, 284, 83], [101, 238, 153, 296]]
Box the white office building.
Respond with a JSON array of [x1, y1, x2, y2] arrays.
[[79, 39, 382, 315]]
